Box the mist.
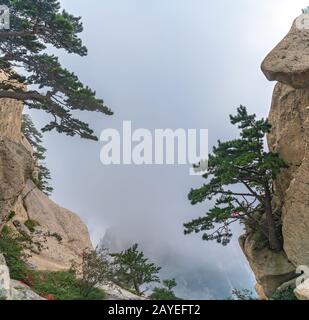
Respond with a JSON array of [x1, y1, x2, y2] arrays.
[[26, 0, 308, 299]]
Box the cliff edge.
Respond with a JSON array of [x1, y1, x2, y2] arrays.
[[0, 72, 93, 271], [241, 13, 309, 299]]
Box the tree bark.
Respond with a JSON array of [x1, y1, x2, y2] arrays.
[[133, 278, 141, 296], [264, 184, 282, 251]]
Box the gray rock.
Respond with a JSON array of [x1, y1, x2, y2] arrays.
[[294, 278, 309, 300], [239, 234, 296, 297], [0, 253, 44, 300], [261, 15, 309, 89], [11, 280, 45, 300], [0, 254, 11, 300]]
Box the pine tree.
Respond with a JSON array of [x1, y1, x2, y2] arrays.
[[184, 106, 287, 251], [150, 278, 181, 300], [22, 114, 53, 195], [0, 0, 112, 140], [111, 244, 161, 295]]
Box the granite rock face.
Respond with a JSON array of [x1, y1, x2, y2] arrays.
[[0, 254, 44, 300], [262, 14, 309, 89], [239, 234, 295, 297], [294, 278, 309, 300], [267, 82, 309, 267], [13, 180, 93, 271], [0, 74, 93, 271], [242, 14, 309, 299]]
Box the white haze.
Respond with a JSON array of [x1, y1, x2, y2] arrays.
[[26, 0, 308, 298]]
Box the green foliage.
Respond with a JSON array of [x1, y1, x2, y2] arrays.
[[162, 278, 177, 291], [0, 226, 106, 299], [7, 211, 16, 221], [24, 219, 40, 233], [150, 279, 181, 300], [22, 114, 53, 195], [28, 270, 106, 300], [230, 289, 256, 300], [74, 247, 111, 298], [0, 0, 112, 140], [111, 244, 161, 295], [185, 106, 287, 250], [0, 226, 29, 280], [270, 287, 297, 301]]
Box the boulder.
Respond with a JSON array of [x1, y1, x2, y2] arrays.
[[0, 254, 11, 300], [294, 278, 309, 300], [10, 280, 44, 301], [262, 14, 309, 89], [0, 253, 44, 300], [239, 233, 295, 297], [101, 282, 145, 300]]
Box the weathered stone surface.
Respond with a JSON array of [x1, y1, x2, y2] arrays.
[[0, 140, 33, 223], [282, 155, 309, 266], [262, 15, 309, 89], [0, 254, 11, 300], [0, 73, 34, 224], [243, 13, 309, 299], [16, 180, 93, 271], [267, 83, 309, 202], [267, 83, 309, 267], [101, 282, 145, 300], [10, 280, 44, 301], [255, 283, 267, 300], [1, 74, 93, 272], [0, 73, 24, 143], [239, 234, 295, 297], [276, 278, 297, 293], [267, 83, 308, 167], [294, 278, 309, 300], [0, 253, 44, 300]]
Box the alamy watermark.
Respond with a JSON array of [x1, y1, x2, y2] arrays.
[[0, 5, 10, 30], [99, 121, 208, 176]]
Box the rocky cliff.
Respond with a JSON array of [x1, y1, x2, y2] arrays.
[[241, 13, 309, 299], [0, 72, 93, 271], [0, 74, 144, 300]]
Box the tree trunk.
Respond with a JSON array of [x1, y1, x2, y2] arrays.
[[264, 184, 282, 251], [133, 278, 141, 296]]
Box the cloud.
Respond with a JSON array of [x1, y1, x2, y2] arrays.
[[27, 0, 304, 298]]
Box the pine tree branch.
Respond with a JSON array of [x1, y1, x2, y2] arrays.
[[217, 190, 255, 198], [0, 30, 37, 37]]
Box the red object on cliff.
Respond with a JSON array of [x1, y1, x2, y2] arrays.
[[231, 211, 241, 218]]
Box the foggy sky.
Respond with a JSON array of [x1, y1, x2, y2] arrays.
[[26, 1, 308, 299]]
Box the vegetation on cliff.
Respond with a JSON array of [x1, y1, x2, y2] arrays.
[[0, 226, 106, 300], [111, 243, 161, 296], [0, 0, 112, 141], [22, 114, 53, 195], [185, 106, 287, 251], [0, 227, 180, 299], [150, 279, 181, 300]]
